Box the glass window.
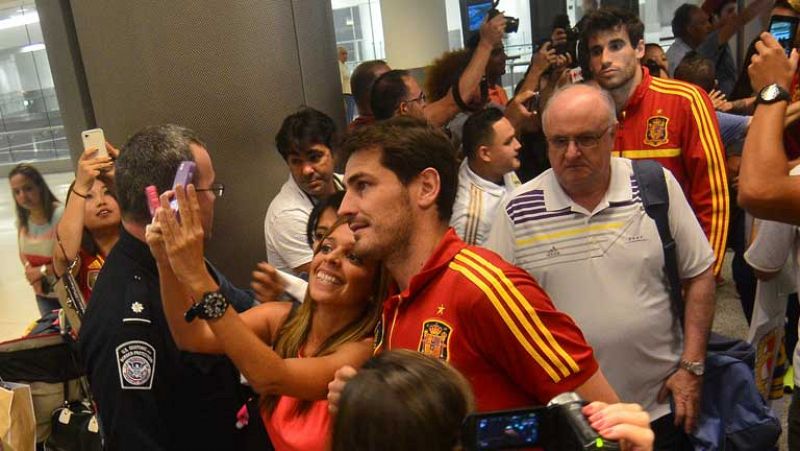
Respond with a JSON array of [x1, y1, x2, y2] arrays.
[[0, 0, 66, 165], [331, 0, 385, 71]]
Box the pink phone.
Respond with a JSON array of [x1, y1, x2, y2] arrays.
[[145, 185, 159, 218], [170, 161, 196, 211]]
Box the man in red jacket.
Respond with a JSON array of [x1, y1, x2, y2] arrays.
[[580, 7, 730, 276]]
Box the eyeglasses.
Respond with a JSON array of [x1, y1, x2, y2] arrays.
[[546, 126, 613, 152], [195, 183, 224, 198], [403, 92, 426, 104]]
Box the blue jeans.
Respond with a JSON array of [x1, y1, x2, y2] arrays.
[[35, 295, 60, 317]]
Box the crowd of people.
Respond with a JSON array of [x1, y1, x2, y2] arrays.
[[8, 1, 800, 450]]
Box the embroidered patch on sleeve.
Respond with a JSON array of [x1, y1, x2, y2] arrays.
[[116, 340, 156, 390]]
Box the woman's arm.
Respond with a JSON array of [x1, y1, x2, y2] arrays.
[[53, 147, 113, 276], [151, 185, 374, 400]]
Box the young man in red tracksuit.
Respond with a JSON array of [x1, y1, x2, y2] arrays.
[[580, 7, 730, 276]]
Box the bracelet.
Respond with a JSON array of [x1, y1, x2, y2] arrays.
[[71, 187, 87, 199]]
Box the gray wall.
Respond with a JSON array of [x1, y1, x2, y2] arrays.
[[40, 0, 344, 285]]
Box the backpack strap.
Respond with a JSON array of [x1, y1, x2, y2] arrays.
[[631, 159, 685, 328]]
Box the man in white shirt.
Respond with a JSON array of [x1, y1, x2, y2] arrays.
[[264, 108, 343, 275], [451, 107, 520, 245], [486, 83, 716, 450], [338, 46, 356, 123]]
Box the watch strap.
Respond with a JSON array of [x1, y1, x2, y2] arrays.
[[756, 83, 791, 105]]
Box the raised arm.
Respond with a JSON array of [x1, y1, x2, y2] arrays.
[[424, 13, 505, 126], [714, 0, 773, 45], [150, 185, 373, 400], [53, 146, 113, 276], [738, 33, 800, 222]]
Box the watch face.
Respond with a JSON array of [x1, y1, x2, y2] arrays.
[[201, 292, 228, 319], [763, 84, 779, 101]]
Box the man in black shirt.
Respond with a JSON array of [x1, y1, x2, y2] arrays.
[[79, 124, 254, 450]]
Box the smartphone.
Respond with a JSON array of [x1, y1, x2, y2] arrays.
[[769, 15, 799, 56], [462, 407, 544, 450], [170, 161, 196, 211], [81, 128, 107, 158]]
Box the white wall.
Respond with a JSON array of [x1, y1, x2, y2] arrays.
[[380, 0, 449, 68]]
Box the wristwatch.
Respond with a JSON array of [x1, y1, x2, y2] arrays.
[[679, 359, 705, 376], [756, 83, 791, 105], [184, 291, 229, 322]]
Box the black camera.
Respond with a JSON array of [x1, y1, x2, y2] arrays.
[[462, 392, 620, 450], [552, 14, 579, 55], [488, 0, 519, 33]]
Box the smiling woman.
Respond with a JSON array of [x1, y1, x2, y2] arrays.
[[146, 187, 387, 451]]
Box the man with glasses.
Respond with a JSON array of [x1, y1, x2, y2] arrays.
[[580, 6, 729, 278], [368, 13, 506, 127], [486, 84, 716, 450], [79, 124, 255, 450]]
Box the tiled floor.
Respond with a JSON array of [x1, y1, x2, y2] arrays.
[[0, 171, 73, 342]]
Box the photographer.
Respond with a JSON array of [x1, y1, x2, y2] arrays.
[[332, 350, 654, 451]]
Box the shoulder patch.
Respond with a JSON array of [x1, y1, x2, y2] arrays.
[[116, 340, 156, 390]]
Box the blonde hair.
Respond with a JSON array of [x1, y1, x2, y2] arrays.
[[262, 216, 387, 415]]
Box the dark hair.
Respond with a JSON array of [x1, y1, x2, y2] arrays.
[[370, 70, 411, 121], [9, 163, 60, 230], [306, 190, 345, 247], [425, 50, 471, 103], [64, 179, 119, 256], [332, 350, 474, 451], [673, 51, 715, 92], [275, 107, 337, 161], [579, 6, 644, 63], [644, 43, 664, 54], [672, 4, 701, 40], [461, 107, 505, 160], [341, 116, 459, 222], [115, 124, 202, 224], [350, 60, 390, 114]]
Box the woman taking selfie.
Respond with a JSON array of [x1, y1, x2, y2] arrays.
[[10, 163, 63, 316], [146, 184, 385, 451], [53, 144, 120, 301]]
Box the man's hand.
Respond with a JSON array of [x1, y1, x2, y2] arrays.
[[657, 369, 702, 433], [532, 41, 557, 74], [155, 185, 210, 293], [584, 402, 653, 451], [709, 89, 733, 112], [505, 89, 538, 133], [144, 220, 169, 266], [479, 11, 506, 49], [749, 32, 799, 93], [551, 28, 568, 47], [327, 365, 358, 414], [251, 262, 287, 303]]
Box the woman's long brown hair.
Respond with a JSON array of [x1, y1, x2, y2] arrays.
[[261, 215, 387, 416]]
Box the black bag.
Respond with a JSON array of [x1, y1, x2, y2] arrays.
[[45, 397, 101, 451], [633, 160, 781, 451]]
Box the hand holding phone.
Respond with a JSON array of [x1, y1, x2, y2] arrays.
[[769, 15, 799, 56], [81, 128, 108, 158]]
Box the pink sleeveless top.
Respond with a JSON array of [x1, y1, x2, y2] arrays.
[[262, 395, 330, 451]]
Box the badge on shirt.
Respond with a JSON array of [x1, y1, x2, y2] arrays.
[[644, 115, 669, 147], [418, 319, 453, 361], [116, 340, 156, 390]]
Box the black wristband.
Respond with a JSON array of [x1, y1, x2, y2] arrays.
[[71, 187, 87, 199]]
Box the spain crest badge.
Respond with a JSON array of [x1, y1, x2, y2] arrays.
[[644, 115, 669, 147], [418, 319, 453, 361]]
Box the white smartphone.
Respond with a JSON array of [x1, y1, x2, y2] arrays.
[[81, 128, 107, 158]]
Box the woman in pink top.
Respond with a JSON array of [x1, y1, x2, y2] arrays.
[[147, 185, 385, 451], [10, 163, 63, 316]]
